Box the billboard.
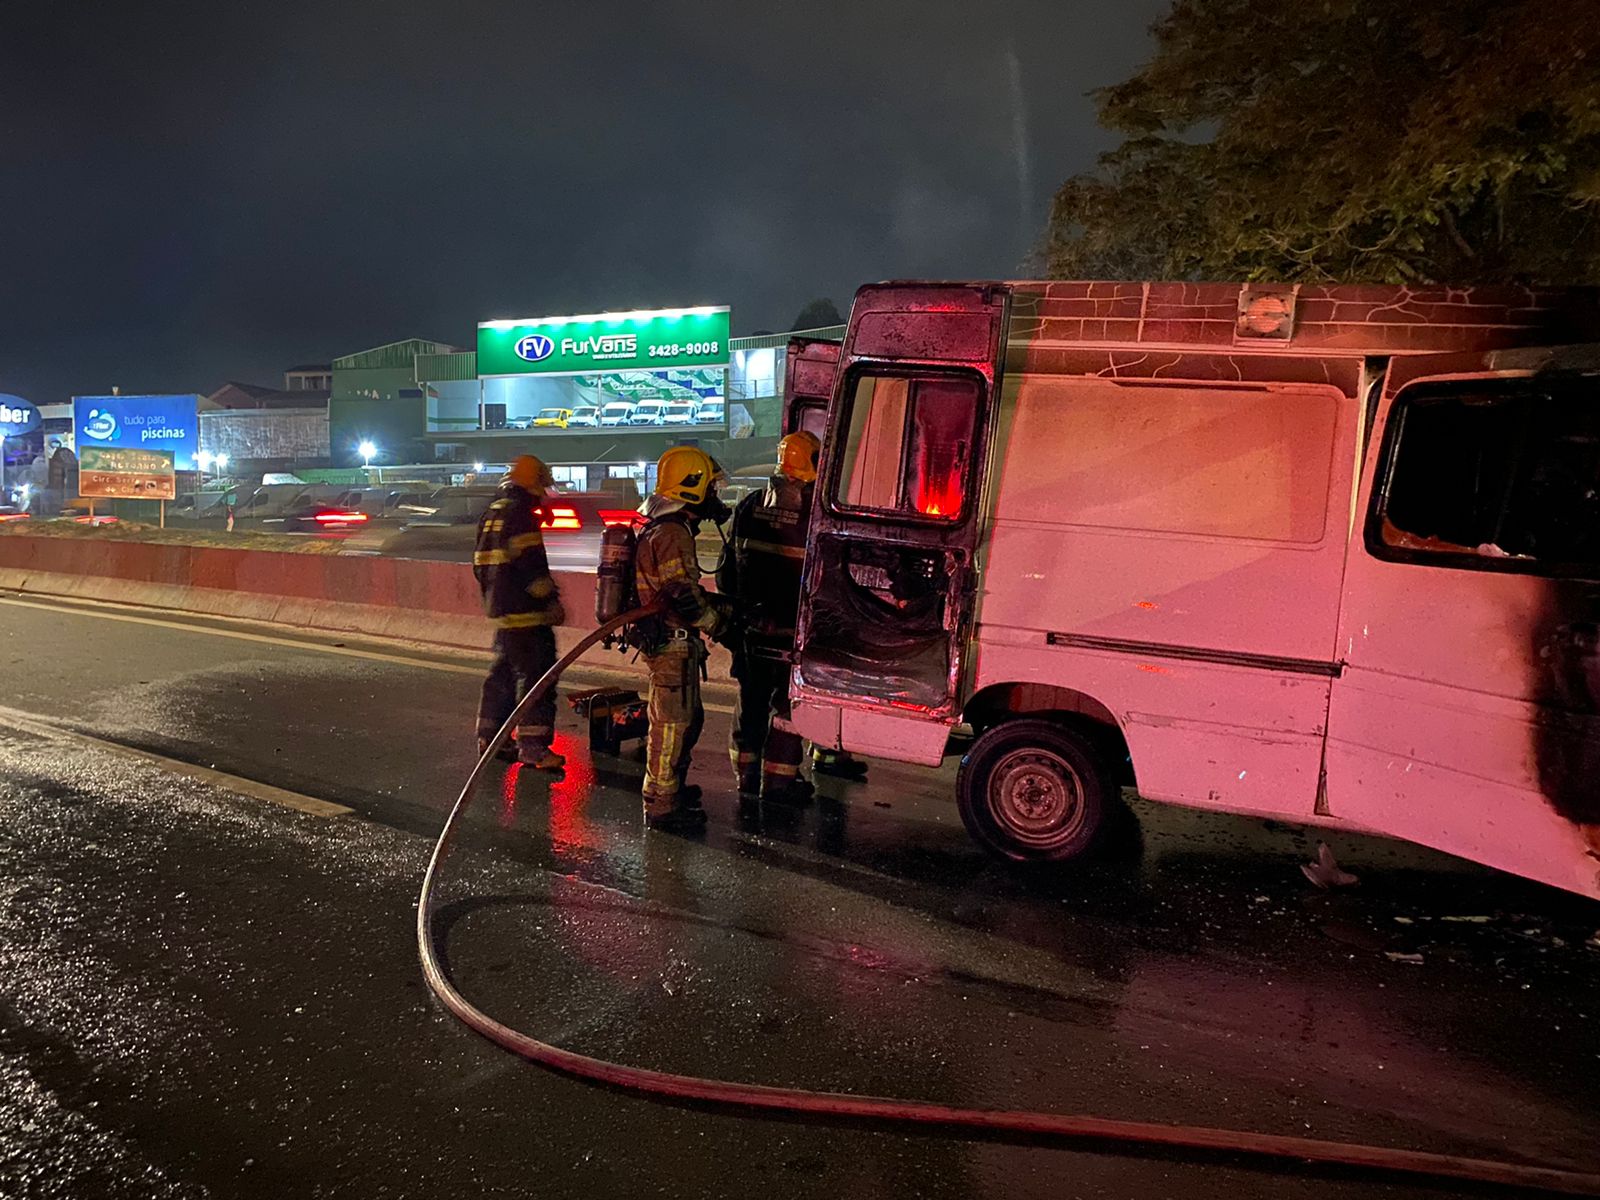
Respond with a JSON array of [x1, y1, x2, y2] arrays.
[[0, 395, 40, 438], [478, 306, 730, 377], [79, 445, 176, 500], [72, 394, 200, 472]]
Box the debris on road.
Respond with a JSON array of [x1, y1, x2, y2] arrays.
[[1301, 843, 1359, 890]]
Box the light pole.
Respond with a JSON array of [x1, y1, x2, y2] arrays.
[[359, 440, 376, 470], [214, 452, 229, 479]]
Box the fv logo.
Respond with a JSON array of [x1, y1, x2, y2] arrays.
[[514, 334, 555, 362]]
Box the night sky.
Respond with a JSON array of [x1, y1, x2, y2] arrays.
[[2, 1, 1166, 404]]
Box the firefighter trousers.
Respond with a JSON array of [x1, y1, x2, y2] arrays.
[[729, 641, 803, 793], [642, 639, 705, 814], [477, 625, 557, 752]]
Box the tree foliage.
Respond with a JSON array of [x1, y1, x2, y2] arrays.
[[1043, 0, 1600, 283], [790, 297, 844, 329]]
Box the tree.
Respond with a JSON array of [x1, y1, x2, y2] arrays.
[[789, 298, 844, 330], [1043, 0, 1600, 284]]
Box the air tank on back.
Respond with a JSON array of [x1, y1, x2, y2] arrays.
[[595, 523, 638, 622]]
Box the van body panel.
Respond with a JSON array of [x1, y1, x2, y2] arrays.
[[1327, 355, 1600, 897], [792, 280, 1600, 894], [970, 632, 1337, 820]]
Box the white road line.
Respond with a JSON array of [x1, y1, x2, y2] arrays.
[[0, 704, 354, 818], [0, 593, 737, 713]]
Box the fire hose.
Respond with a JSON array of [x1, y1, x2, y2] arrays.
[[417, 605, 1600, 1197]]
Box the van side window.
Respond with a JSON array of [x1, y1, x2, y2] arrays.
[[834, 373, 978, 520], [1372, 377, 1600, 575]]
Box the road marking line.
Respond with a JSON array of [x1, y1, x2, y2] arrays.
[[0, 593, 737, 713], [0, 704, 355, 818]]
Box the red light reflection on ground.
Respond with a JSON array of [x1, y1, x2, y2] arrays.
[[546, 733, 603, 855], [498, 762, 523, 827]]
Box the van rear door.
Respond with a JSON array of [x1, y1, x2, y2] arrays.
[[1326, 346, 1600, 897], [781, 337, 841, 438], [790, 283, 1009, 764]]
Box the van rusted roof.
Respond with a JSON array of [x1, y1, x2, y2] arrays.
[[1004, 281, 1600, 356]]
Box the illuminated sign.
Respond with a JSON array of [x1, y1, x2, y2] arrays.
[[71, 394, 200, 471], [478, 306, 730, 377], [0, 395, 40, 437]]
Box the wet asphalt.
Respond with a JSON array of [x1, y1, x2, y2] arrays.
[[0, 591, 1597, 1199]]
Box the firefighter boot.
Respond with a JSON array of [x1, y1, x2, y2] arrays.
[[476, 738, 518, 764], [812, 748, 868, 781], [761, 774, 814, 807], [644, 796, 708, 832], [519, 745, 566, 772]]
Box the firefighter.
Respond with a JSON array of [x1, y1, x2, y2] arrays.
[[634, 446, 735, 830], [474, 454, 566, 771], [717, 430, 821, 803]]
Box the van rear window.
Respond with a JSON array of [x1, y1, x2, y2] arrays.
[[1371, 376, 1600, 576], [833, 372, 979, 520]]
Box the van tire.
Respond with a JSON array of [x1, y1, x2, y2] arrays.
[[957, 719, 1111, 864]]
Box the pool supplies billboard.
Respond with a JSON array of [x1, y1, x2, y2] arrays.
[[478, 307, 730, 377], [79, 445, 177, 500], [73, 394, 201, 472]]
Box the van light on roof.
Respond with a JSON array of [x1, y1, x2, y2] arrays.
[[1236, 285, 1296, 341], [480, 305, 728, 330]]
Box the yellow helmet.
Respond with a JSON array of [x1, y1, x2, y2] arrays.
[[507, 454, 553, 492], [776, 430, 821, 483], [653, 446, 724, 505]]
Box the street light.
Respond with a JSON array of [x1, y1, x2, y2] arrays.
[[214, 452, 229, 476], [473, 461, 485, 473], [197, 450, 214, 472], [358, 440, 377, 468]]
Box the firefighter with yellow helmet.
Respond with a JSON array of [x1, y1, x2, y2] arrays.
[[473, 454, 566, 771], [717, 430, 821, 803], [634, 445, 736, 830]]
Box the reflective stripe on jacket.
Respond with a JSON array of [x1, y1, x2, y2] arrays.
[[636, 512, 719, 639], [473, 483, 562, 628]]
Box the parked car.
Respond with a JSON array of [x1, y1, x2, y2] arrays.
[[627, 400, 668, 425], [568, 405, 601, 427], [600, 401, 636, 426], [695, 399, 725, 424], [533, 407, 573, 428], [662, 400, 698, 425]]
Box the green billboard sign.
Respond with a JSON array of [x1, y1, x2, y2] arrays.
[[478, 306, 730, 377]]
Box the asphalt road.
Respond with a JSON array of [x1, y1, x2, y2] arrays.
[[1, 591, 1597, 1199]]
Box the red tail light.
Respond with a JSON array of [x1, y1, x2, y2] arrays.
[[541, 505, 582, 531], [599, 509, 644, 527], [0, 513, 30, 523], [314, 510, 369, 524]]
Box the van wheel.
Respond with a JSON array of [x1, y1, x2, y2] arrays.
[[957, 719, 1111, 863]]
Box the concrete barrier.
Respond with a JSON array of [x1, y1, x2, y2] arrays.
[[0, 534, 731, 677]]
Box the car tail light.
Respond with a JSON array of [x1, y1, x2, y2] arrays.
[[0, 513, 30, 523], [599, 509, 643, 527], [541, 505, 582, 531], [314, 510, 369, 524], [73, 514, 118, 524]]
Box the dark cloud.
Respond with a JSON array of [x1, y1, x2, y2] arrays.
[[0, 0, 1164, 403]]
